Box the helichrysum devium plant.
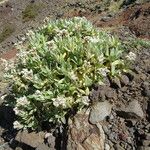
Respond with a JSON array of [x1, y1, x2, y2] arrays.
[[1, 17, 136, 130]]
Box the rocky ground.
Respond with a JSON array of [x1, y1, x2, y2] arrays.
[[0, 0, 150, 150]]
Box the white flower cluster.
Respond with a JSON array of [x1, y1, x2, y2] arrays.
[[98, 67, 110, 77], [47, 40, 55, 46], [13, 107, 20, 115], [46, 40, 57, 49], [20, 69, 33, 80], [0, 58, 15, 72], [16, 96, 30, 106], [69, 71, 78, 81], [16, 50, 29, 58], [84, 36, 99, 43], [1, 94, 7, 101], [126, 52, 136, 61], [55, 29, 69, 37], [34, 90, 45, 100], [13, 121, 23, 129], [13, 107, 24, 115], [0, 58, 7, 68], [98, 54, 105, 63], [35, 90, 42, 96], [52, 96, 66, 108], [83, 60, 91, 68], [16, 50, 29, 64]]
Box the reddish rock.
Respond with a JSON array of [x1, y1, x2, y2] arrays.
[[67, 109, 105, 150], [1, 48, 17, 60], [83, 133, 104, 150]]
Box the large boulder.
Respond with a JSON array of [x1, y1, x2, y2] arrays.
[[67, 110, 105, 150]]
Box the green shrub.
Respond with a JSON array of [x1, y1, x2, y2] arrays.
[[1, 17, 135, 130]]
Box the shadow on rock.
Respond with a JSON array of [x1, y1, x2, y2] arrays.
[[55, 124, 68, 150], [0, 102, 35, 150]]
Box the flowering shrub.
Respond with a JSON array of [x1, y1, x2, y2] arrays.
[[1, 17, 135, 130]]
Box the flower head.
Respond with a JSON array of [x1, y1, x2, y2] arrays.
[[13, 107, 20, 115], [16, 96, 30, 106], [0, 58, 15, 72], [52, 96, 66, 108], [98, 67, 110, 77], [13, 107, 25, 115], [69, 71, 78, 81], [98, 54, 105, 63], [126, 52, 136, 61], [1, 94, 7, 101], [84, 36, 99, 43], [21, 69, 33, 80], [13, 121, 23, 129]]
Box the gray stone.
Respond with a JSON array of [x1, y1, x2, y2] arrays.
[[116, 100, 144, 119], [76, 143, 85, 150], [114, 143, 125, 150], [145, 133, 150, 140], [142, 82, 150, 98], [144, 88, 150, 98], [47, 134, 55, 149], [15, 130, 44, 148], [142, 82, 149, 89], [111, 77, 121, 88], [136, 0, 150, 4], [89, 101, 112, 124], [105, 89, 117, 99], [15, 147, 23, 150], [36, 144, 49, 150], [138, 146, 150, 150], [142, 140, 150, 146], [0, 143, 12, 150], [120, 75, 129, 86], [100, 16, 111, 22], [102, 125, 110, 135], [105, 143, 111, 150], [96, 123, 105, 150]]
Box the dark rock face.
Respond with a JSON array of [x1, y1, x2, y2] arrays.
[[111, 77, 122, 89]]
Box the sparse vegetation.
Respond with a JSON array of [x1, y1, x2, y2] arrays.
[[22, 2, 44, 22], [123, 37, 150, 50], [109, 0, 124, 13], [0, 24, 15, 43]]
